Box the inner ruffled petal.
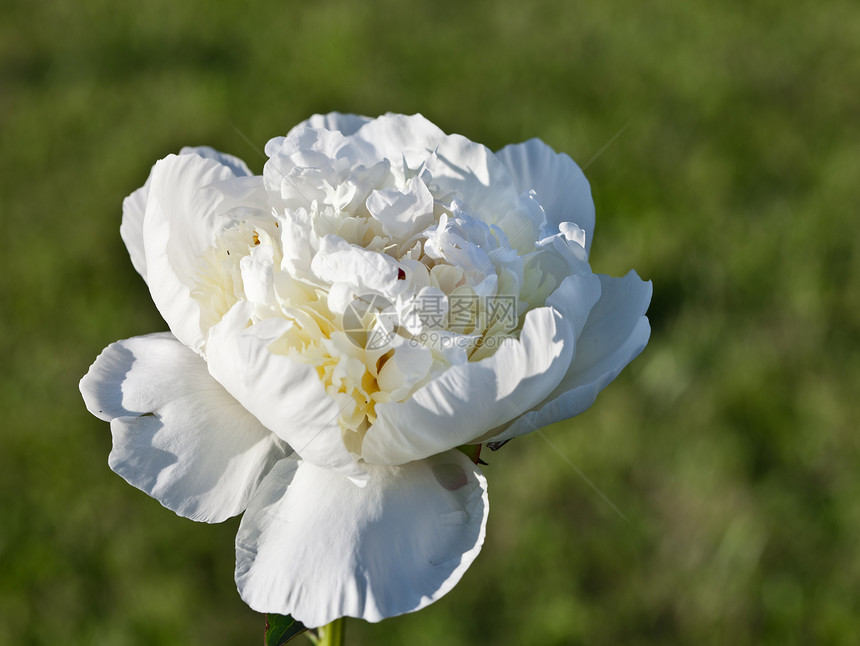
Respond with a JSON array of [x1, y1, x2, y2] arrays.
[[173, 115, 599, 465]]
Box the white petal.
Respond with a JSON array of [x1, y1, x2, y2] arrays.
[[235, 451, 488, 627], [534, 228, 591, 280], [376, 338, 434, 400], [311, 235, 409, 304], [495, 139, 596, 253], [567, 271, 652, 386], [121, 183, 151, 281], [427, 138, 534, 237], [350, 113, 448, 169], [205, 303, 367, 482], [142, 152, 251, 352], [264, 127, 351, 170], [240, 243, 276, 309], [289, 112, 373, 137], [263, 128, 381, 211], [546, 272, 602, 339], [361, 306, 574, 464], [120, 147, 252, 284], [366, 176, 434, 239], [79, 333, 289, 522], [484, 271, 651, 443], [179, 145, 253, 178]]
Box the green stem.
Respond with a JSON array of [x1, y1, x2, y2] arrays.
[[316, 618, 345, 646]]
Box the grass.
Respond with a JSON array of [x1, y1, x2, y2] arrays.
[[2, 0, 860, 643]]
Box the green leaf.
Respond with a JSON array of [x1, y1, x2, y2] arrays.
[[265, 613, 308, 645]]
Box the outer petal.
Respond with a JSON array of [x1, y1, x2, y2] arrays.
[[179, 145, 253, 178], [349, 113, 448, 170], [205, 302, 368, 483], [120, 147, 252, 283], [235, 450, 488, 627], [121, 184, 151, 281], [546, 272, 602, 339], [495, 138, 596, 253], [425, 134, 520, 215], [142, 152, 252, 353], [289, 112, 373, 138], [484, 271, 651, 443], [361, 306, 574, 465], [566, 271, 652, 386], [79, 333, 289, 523]]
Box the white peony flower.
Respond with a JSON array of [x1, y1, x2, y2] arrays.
[[80, 113, 651, 627]]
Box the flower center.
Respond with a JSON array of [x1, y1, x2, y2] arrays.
[[190, 168, 565, 447]]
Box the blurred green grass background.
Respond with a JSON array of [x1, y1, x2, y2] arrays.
[[2, 0, 859, 643]]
